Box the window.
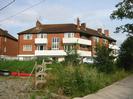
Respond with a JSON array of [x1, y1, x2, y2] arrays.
[[4, 37, 7, 42], [37, 45, 45, 50], [23, 34, 32, 40], [64, 45, 74, 52], [4, 47, 6, 52], [37, 33, 47, 38], [23, 45, 32, 51], [52, 37, 60, 50], [95, 37, 99, 43], [64, 33, 74, 38], [103, 39, 107, 44]]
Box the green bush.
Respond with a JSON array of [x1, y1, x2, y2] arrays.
[[46, 63, 129, 97], [94, 44, 115, 73], [0, 60, 130, 98], [118, 36, 133, 71]]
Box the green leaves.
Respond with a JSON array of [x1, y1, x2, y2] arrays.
[[110, 0, 133, 34], [118, 36, 133, 70], [94, 44, 115, 73]]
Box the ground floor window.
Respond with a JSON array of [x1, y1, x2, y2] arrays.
[[37, 45, 46, 50], [64, 44, 75, 52], [23, 45, 32, 51]]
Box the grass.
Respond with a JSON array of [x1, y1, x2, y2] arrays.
[[46, 63, 130, 98], [0, 60, 131, 98], [0, 60, 35, 73]]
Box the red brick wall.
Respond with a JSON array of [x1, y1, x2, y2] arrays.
[[75, 33, 80, 38], [5, 37, 18, 56], [0, 36, 3, 55], [0, 36, 18, 56], [18, 34, 36, 55], [47, 33, 64, 50], [19, 33, 65, 55], [18, 32, 96, 56]]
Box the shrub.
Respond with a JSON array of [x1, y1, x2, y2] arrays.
[[94, 44, 115, 73], [47, 63, 129, 97], [64, 49, 80, 66]]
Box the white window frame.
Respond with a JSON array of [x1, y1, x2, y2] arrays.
[[64, 33, 74, 38], [103, 39, 107, 44], [4, 47, 6, 52], [52, 37, 60, 50], [95, 37, 99, 43], [4, 37, 7, 42], [37, 33, 47, 38], [23, 45, 32, 51], [37, 45, 45, 50], [64, 45, 74, 52], [23, 34, 32, 40]]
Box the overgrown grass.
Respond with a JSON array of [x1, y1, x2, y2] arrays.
[[46, 63, 130, 98], [0, 60, 131, 98], [0, 60, 35, 73]]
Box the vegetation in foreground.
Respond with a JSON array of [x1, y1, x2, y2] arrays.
[[0, 60, 130, 98]]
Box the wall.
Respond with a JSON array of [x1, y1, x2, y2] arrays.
[[18, 34, 36, 55], [0, 36, 18, 56]]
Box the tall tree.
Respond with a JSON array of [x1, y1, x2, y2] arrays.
[[110, 0, 133, 35], [94, 45, 115, 73], [118, 36, 133, 71]]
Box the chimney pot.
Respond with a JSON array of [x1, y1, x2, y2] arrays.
[[104, 30, 109, 36], [97, 28, 102, 33], [36, 20, 42, 30], [77, 17, 80, 29], [81, 23, 86, 30]]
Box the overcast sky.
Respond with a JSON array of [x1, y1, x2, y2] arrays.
[[0, 0, 129, 46]]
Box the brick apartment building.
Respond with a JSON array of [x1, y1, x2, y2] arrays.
[[0, 28, 18, 59], [18, 19, 117, 62]]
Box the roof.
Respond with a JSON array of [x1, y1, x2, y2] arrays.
[[0, 28, 18, 41], [18, 24, 80, 34], [18, 23, 116, 42]]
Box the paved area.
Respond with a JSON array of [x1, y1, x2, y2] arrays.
[[74, 75, 133, 99], [0, 77, 32, 99]]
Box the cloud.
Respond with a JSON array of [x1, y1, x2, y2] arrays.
[[0, 0, 128, 46]]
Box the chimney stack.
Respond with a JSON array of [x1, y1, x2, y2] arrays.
[[104, 30, 109, 36], [81, 23, 86, 30], [77, 17, 80, 29], [97, 28, 102, 33], [36, 20, 42, 30]]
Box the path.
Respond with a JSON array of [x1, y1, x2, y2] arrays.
[[0, 77, 32, 99], [74, 75, 133, 99]]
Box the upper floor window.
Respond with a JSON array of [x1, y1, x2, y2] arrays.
[[4, 47, 6, 52], [95, 37, 99, 43], [52, 37, 60, 50], [103, 39, 107, 44], [64, 33, 74, 38], [23, 45, 32, 51], [37, 33, 47, 38], [4, 37, 7, 42], [23, 34, 32, 40]]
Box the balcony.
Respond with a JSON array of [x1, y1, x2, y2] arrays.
[[63, 38, 91, 46], [35, 50, 67, 56], [35, 38, 47, 44], [77, 50, 91, 57]]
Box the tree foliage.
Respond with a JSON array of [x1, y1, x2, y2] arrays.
[[117, 36, 133, 71], [94, 45, 115, 73], [110, 0, 133, 34], [64, 48, 80, 66]]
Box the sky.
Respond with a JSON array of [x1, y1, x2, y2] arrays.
[[0, 0, 129, 46]]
